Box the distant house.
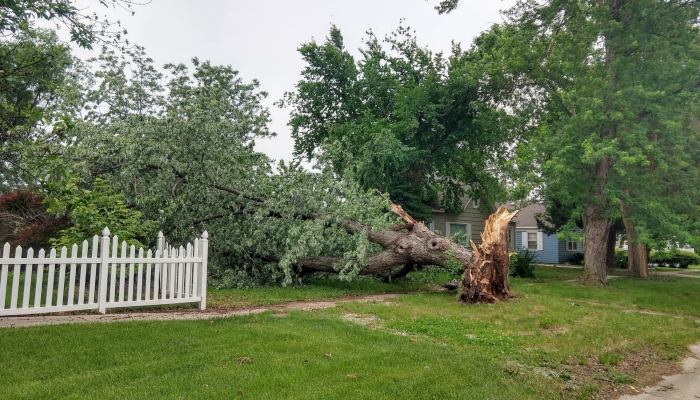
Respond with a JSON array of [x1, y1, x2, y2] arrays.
[[429, 197, 517, 250], [510, 203, 583, 264]]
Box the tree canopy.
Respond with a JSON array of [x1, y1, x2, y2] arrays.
[[281, 25, 517, 221], [441, 0, 700, 283]]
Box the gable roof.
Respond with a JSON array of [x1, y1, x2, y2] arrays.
[[503, 203, 547, 228]]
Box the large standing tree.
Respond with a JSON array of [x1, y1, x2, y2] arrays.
[[438, 0, 700, 284], [280, 26, 517, 221]]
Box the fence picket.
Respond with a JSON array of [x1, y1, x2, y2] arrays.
[[57, 247, 67, 306], [88, 235, 98, 304], [128, 245, 135, 301], [119, 241, 127, 302], [10, 245, 21, 309], [67, 244, 78, 306], [153, 250, 161, 300], [192, 239, 199, 298], [22, 248, 34, 308], [145, 250, 153, 301], [46, 248, 56, 307], [78, 240, 88, 304], [169, 246, 176, 299], [0, 243, 9, 309], [184, 243, 192, 298], [35, 249, 45, 307], [137, 248, 144, 301], [177, 246, 184, 298], [109, 236, 118, 303]]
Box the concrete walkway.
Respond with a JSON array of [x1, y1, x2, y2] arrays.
[[619, 343, 700, 400], [0, 294, 398, 328]]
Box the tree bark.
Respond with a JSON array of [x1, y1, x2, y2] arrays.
[[622, 213, 648, 278], [606, 223, 619, 269], [580, 203, 611, 286], [579, 155, 613, 286], [295, 204, 518, 304]]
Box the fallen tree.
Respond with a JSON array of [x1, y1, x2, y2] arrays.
[[290, 197, 518, 304], [54, 50, 518, 304]]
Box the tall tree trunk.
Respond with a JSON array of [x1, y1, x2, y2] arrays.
[[580, 203, 611, 286], [622, 213, 648, 278], [579, 157, 613, 286], [606, 223, 619, 269]]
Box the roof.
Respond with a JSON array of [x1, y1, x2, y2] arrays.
[[504, 203, 547, 228]]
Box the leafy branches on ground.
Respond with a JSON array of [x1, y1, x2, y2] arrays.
[[46, 177, 156, 248]]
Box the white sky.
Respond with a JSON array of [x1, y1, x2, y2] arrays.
[[66, 0, 517, 163]]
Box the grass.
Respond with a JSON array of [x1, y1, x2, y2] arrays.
[[206, 274, 442, 309], [1, 266, 700, 399]]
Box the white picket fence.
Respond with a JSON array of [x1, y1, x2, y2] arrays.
[[0, 228, 209, 316]]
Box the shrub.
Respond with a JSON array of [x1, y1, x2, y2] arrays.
[[47, 178, 157, 249], [570, 252, 584, 265], [0, 189, 70, 251], [510, 249, 537, 278], [614, 250, 628, 269], [650, 250, 700, 268]]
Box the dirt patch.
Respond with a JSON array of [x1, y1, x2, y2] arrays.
[[0, 294, 400, 328], [562, 347, 686, 399]]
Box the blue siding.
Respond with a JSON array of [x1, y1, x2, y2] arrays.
[[558, 228, 584, 263], [515, 230, 560, 263]]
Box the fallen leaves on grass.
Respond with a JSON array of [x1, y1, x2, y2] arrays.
[[238, 357, 252, 365]]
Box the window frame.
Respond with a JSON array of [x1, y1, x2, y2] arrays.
[[446, 222, 472, 246]]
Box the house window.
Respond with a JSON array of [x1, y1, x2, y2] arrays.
[[521, 231, 543, 251], [528, 233, 538, 250], [566, 236, 582, 252], [447, 223, 471, 246]]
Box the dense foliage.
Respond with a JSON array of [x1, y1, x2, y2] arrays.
[[56, 48, 401, 287], [439, 0, 700, 283], [649, 250, 700, 269], [281, 25, 517, 221]]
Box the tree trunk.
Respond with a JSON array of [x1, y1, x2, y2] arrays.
[[295, 204, 518, 304], [458, 207, 518, 303], [579, 203, 611, 286], [606, 223, 619, 269], [622, 213, 648, 278]]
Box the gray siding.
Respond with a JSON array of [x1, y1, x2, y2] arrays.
[[431, 206, 490, 246]]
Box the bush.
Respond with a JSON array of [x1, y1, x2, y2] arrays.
[[0, 189, 70, 250], [650, 250, 700, 268], [570, 252, 584, 265], [614, 250, 628, 269], [510, 249, 537, 278]]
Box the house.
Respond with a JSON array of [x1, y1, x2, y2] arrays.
[[509, 203, 583, 264], [429, 196, 517, 250]]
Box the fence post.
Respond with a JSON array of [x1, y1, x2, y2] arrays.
[[157, 231, 164, 254], [199, 231, 208, 310], [98, 227, 110, 314]]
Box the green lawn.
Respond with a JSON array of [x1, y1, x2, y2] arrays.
[[206, 274, 442, 309], [1, 266, 699, 399]]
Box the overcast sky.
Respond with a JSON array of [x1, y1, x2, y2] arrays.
[[67, 0, 517, 163]]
